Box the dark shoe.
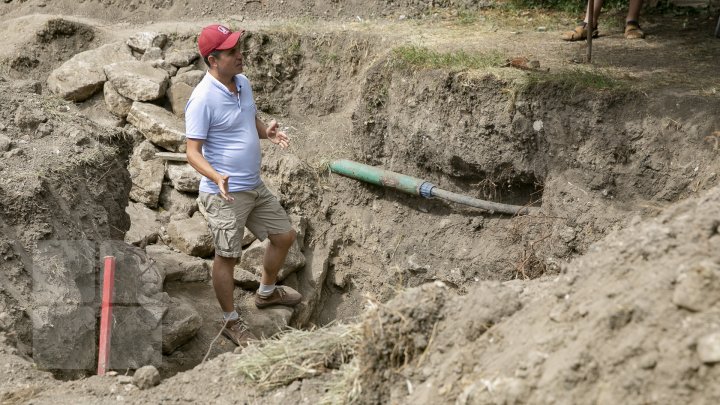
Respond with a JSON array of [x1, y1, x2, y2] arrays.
[[561, 23, 599, 41], [255, 286, 302, 309], [222, 318, 257, 347], [624, 21, 645, 39]]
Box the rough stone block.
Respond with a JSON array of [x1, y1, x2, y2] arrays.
[[128, 140, 165, 208], [104, 61, 169, 101], [47, 42, 133, 101], [167, 212, 214, 257], [127, 101, 186, 152]]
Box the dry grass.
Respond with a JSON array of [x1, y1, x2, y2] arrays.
[[320, 358, 362, 405], [392, 45, 506, 71], [235, 323, 361, 393]]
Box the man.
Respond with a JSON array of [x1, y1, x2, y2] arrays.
[[185, 24, 302, 346], [561, 0, 645, 41]]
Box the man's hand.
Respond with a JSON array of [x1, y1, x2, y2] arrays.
[[215, 173, 234, 202], [266, 120, 290, 149]]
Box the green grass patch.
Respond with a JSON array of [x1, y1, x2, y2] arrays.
[[457, 9, 479, 25], [525, 68, 622, 91], [392, 46, 505, 71]]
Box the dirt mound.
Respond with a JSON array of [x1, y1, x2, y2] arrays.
[[0, 15, 98, 80], [0, 0, 487, 23], [357, 184, 720, 404], [0, 75, 132, 359]]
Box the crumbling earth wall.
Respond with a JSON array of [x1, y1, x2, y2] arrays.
[[0, 77, 132, 368], [357, 182, 720, 404]]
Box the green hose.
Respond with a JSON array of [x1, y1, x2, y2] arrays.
[[329, 159, 536, 215]]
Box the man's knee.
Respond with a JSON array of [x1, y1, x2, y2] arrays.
[[269, 229, 296, 250]]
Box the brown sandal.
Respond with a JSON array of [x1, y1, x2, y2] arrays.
[[561, 23, 599, 42], [624, 21, 645, 39]]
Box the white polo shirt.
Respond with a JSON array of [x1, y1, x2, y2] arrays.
[[185, 73, 261, 194]]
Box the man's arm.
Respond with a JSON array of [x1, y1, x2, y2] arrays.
[[186, 138, 234, 201], [256, 116, 289, 149]]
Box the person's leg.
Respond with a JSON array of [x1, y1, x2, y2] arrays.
[[198, 191, 258, 346], [245, 183, 302, 307], [212, 255, 238, 312], [198, 191, 251, 314], [584, 0, 605, 28], [562, 0, 604, 41], [213, 253, 257, 346], [624, 0, 645, 38], [255, 229, 301, 308], [626, 0, 643, 23], [261, 229, 296, 285]]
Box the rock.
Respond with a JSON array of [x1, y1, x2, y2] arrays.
[[146, 244, 209, 282], [76, 93, 124, 128], [133, 365, 161, 389], [289, 214, 308, 249], [238, 294, 293, 338], [159, 184, 198, 219], [458, 377, 528, 405], [672, 261, 720, 312], [128, 141, 165, 208], [35, 122, 53, 138], [167, 81, 193, 118], [103, 80, 133, 118], [166, 162, 201, 192], [240, 238, 305, 281], [167, 212, 214, 257], [172, 70, 205, 87], [161, 298, 202, 354], [14, 104, 47, 130], [127, 32, 168, 53], [118, 375, 134, 384], [127, 102, 186, 152], [176, 65, 199, 76], [165, 48, 199, 67], [140, 47, 163, 62], [47, 42, 134, 101], [125, 202, 161, 247], [150, 59, 178, 76], [104, 61, 169, 101], [698, 332, 720, 364], [233, 267, 260, 291], [292, 242, 333, 327], [0, 134, 10, 151]]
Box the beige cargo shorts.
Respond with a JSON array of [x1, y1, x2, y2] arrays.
[[197, 183, 292, 258]]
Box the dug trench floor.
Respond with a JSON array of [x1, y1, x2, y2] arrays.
[[1, 6, 720, 404]]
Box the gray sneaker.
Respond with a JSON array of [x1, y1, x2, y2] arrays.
[[255, 286, 302, 309], [222, 319, 257, 347]]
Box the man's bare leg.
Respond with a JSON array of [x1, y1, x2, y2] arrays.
[[261, 229, 296, 285], [255, 229, 302, 308], [212, 255, 238, 312]]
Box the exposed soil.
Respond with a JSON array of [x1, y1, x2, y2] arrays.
[[1, 0, 719, 403]]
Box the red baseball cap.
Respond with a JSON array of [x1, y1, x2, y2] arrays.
[[198, 24, 245, 58]]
